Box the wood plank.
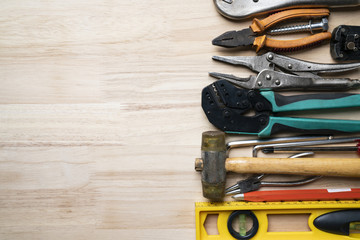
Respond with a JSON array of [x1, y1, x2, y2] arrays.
[[0, 0, 359, 239]]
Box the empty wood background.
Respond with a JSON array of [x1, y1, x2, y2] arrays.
[[0, 1, 359, 239]]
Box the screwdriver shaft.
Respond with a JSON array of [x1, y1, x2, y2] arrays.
[[263, 146, 359, 154]]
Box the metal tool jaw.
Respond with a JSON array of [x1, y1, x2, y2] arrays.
[[212, 9, 333, 51], [214, 52, 360, 74], [211, 52, 360, 91], [212, 29, 255, 48], [202, 80, 272, 135], [202, 79, 360, 137], [226, 175, 321, 195], [331, 25, 360, 61], [213, 0, 360, 20]]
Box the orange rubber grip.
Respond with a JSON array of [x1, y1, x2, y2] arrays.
[[250, 8, 330, 33], [253, 31, 332, 52]]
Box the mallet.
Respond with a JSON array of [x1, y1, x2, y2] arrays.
[[195, 131, 360, 201]]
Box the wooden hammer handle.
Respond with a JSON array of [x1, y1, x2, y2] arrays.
[[225, 157, 360, 177]]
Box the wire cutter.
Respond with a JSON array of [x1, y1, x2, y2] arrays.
[[210, 52, 360, 91], [202, 79, 360, 137], [225, 174, 321, 195], [212, 8, 332, 52]]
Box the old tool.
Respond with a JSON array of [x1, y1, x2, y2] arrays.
[[195, 201, 360, 240], [213, 0, 360, 20], [224, 137, 328, 195], [210, 52, 360, 91], [228, 137, 355, 195], [225, 153, 321, 195], [252, 136, 360, 156], [331, 25, 360, 61], [202, 79, 360, 137], [232, 188, 360, 202], [222, 136, 330, 195], [228, 136, 360, 194], [225, 173, 321, 196], [225, 135, 329, 152], [195, 131, 360, 201], [212, 9, 331, 52], [263, 145, 360, 154]]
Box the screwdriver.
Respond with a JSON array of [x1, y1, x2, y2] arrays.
[[232, 188, 360, 202]]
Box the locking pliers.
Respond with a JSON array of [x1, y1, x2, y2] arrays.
[[210, 52, 360, 91]]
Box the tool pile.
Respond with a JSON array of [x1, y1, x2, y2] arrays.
[[194, 2, 360, 240]]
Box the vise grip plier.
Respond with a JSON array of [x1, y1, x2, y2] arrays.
[[213, 8, 331, 52], [202, 79, 360, 137], [214, 0, 360, 20], [210, 52, 360, 91]]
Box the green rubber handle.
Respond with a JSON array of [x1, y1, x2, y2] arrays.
[[259, 116, 360, 137], [260, 91, 360, 112]]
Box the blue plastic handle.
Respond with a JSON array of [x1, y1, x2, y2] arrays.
[[260, 91, 360, 112], [259, 116, 360, 137]]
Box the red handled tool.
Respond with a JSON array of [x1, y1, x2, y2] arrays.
[[232, 188, 360, 202]]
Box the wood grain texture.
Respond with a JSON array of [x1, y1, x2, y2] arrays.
[[0, 1, 359, 239], [226, 157, 360, 177]]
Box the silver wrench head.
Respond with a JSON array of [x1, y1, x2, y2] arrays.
[[213, 0, 360, 20]]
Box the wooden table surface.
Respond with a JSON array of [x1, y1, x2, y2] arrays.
[[1, 1, 360, 239]]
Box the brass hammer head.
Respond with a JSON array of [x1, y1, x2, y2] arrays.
[[195, 131, 226, 201]]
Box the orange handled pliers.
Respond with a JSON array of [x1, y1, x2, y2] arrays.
[[212, 8, 332, 52]]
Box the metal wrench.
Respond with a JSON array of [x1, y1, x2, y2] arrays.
[[214, 0, 360, 20]]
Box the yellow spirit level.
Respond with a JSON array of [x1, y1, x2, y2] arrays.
[[195, 201, 360, 240]]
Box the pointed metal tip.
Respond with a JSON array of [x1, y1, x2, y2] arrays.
[[212, 31, 238, 48], [212, 56, 222, 61], [212, 29, 254, 48], [212, 39, 223, 46], [208, 72, 221, 78], [225, 183, 239, 192], [226, 189, 242, 195], [212, 56, 232, 63], [232, 193, 245, 201], [208, 72, 238, 81]]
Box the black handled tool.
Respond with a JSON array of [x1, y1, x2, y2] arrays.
[[331, 25, 360, 61], [314, 209, 360, 235]]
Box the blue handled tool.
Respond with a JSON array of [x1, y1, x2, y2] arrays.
[[202, 80, 360, 137]]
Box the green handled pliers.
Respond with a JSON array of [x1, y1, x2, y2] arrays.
[[202, 80, 360, 137]]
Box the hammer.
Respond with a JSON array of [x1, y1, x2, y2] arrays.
[[195, 131, 360, 201]]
